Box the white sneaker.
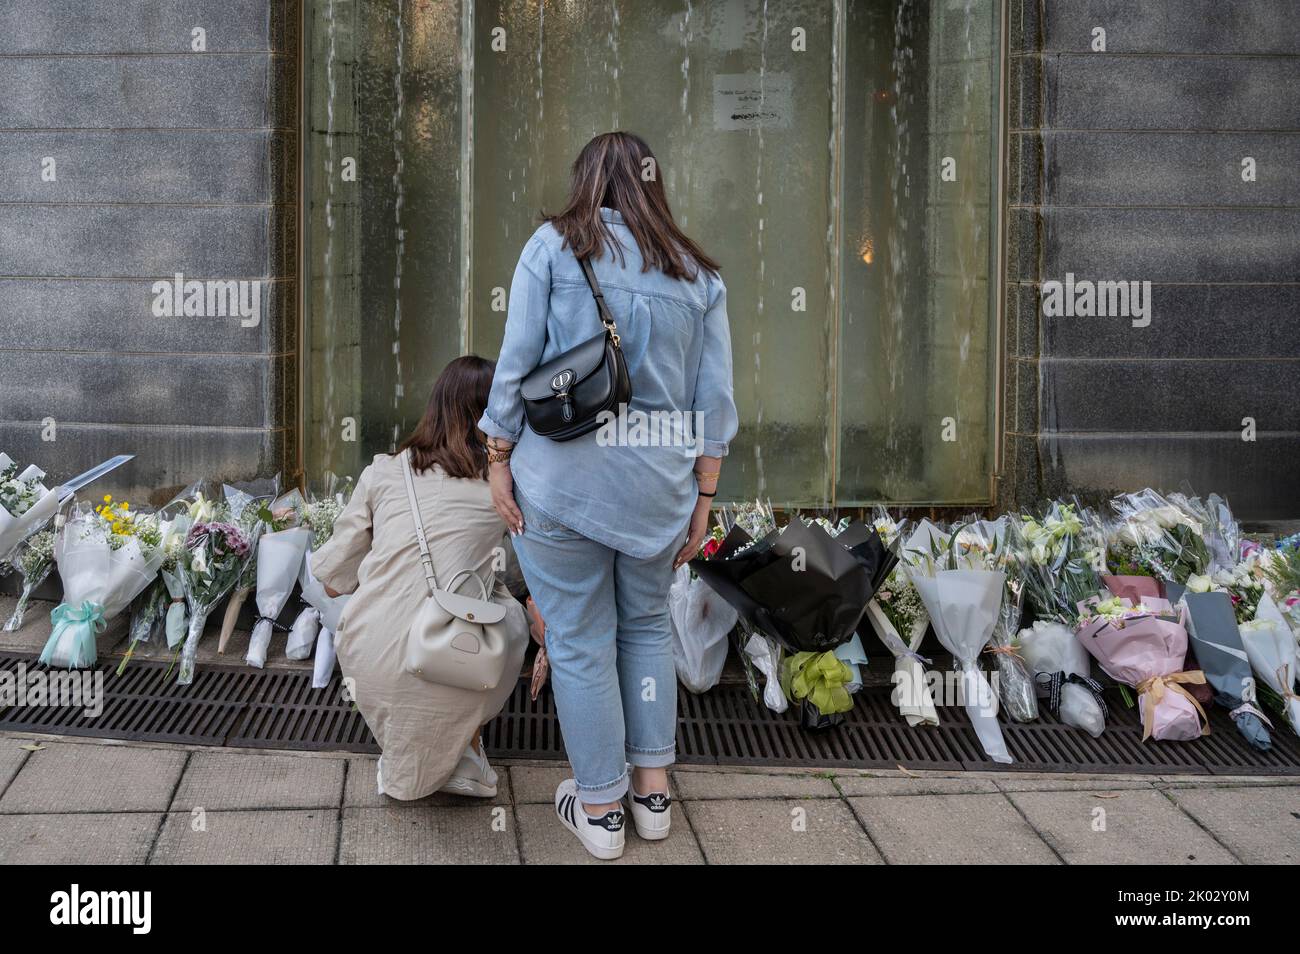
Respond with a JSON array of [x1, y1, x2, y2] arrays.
[[555, 778, 625, 860], [438, 742, 498, 798], [626, 782, 672, 840]]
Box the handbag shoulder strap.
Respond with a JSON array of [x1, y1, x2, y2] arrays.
[[578, 256, 621, 347], [400, 449, 437, 596]]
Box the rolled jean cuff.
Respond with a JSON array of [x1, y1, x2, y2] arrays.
[[577, 770, 629, 804], [626, 744, 676, 769]]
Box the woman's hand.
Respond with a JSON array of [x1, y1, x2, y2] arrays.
[[489, 461, 524, 535], [673, 494, 712, 571]]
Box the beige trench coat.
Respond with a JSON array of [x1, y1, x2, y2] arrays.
[[312, 453, 528, 801]]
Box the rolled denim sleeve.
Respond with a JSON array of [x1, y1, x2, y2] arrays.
[[479, 235, 552, 442], [692, 277, 739, 457]]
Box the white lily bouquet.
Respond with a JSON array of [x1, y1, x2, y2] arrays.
[[905, 525, 1012, 763], [4, 529, 56, 632], [0, 452, 60, 564], [245, 492, 311, 669], [39, 496, 164, 669], [863, 509, 937, 727], [292, 477, 353, 687]]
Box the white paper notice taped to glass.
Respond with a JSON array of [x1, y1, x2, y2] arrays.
[[712, 73, 793, 131]]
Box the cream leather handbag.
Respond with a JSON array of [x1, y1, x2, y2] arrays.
[[400, 449, 512, 692]]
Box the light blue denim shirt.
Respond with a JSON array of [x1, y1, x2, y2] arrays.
[[479, 208, 738, 558]]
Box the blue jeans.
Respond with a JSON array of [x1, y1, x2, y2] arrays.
[[512, 489, 684, 803]]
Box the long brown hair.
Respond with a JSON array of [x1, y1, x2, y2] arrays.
[[395, 355, 494, 479], [544, 131, 720, 282]]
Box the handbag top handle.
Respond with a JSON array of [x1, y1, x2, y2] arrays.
[[579, 256, 621, 348], [399, 448, 497, 599]]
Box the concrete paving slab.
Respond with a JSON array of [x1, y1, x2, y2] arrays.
[[0, 737, 32, 793], [0, 812, 162, 864], [835, 774, 1001, 796], [171, 750, 344, 810], [849, 792, 1059, 864], [514, 802, 705, 864], [688, 798, 882, 864], [344, 757, 513, 808], [150, 809, 337, 864], [0, 741, 186, 813], [508, 764, 572, 804], [1007, 789, 1239, 865], [1167, 785, 1300, 864], [340, 805, 520, 864], [672, 770, 839, 800]]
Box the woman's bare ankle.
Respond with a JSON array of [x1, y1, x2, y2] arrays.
[[583, 800, 621, 816], [631, 766, 670, 795]]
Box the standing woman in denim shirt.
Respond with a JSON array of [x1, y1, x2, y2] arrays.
[[479, 131, 737, 860]]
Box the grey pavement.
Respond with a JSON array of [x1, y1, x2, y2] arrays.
[[0, 732, 1295, 865]]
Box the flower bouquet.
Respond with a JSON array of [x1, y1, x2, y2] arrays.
[[860, 508, 938, 726], [115, 511, 193, 673], [0, 453, 60, 564], [902, 524, 1012, 761], [1239, 594, 1300, 737], [39, 496, 164, 669], [215, 493, 279, 654], [292, 477, 353, 686], [1182, 590, 1271, 750], [691, 504, 895, 728], [176, 520, 252, 684], [959, 515, 1038, 723], [669, 524, 738, 694], [3, 529, 56, 631], [245, 494, 310, 669], [1017, 620, 1107, 737], [1074, 595, 1208, 741], [1107, 489, 1210, 595], [1013, 503, 1109, 735]]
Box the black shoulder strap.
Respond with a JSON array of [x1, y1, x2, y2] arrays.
[[579, 257, 620, 344]]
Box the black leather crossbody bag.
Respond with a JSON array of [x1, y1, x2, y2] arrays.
[[520, 256, 632, 441]]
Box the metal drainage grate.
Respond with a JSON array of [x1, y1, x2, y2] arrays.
[[3, 652, 1299, 775]]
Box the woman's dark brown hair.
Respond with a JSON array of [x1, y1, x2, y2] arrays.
[[395, 355, 495, 479], [544, 131, 720, 282]]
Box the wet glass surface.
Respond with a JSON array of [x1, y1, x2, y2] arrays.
[[304, 0, 1001, 506]]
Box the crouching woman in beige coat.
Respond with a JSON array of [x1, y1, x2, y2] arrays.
[[312, 356, 529, 800]]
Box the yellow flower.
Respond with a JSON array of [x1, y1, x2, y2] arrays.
[[103, 494, 112, 503]]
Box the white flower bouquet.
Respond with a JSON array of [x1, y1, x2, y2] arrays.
[[0, 452, 60, 564], [39, 496, 164, 669], [4, 529, 56, 631]]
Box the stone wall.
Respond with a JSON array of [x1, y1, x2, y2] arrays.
[[0, 0, 298, 506], [1002, 0, 1300, 522]]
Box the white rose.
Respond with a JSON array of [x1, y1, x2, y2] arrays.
[[1186, 574, 1212, 593]]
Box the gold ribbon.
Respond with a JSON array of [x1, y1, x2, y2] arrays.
[[1135, 670, 1209, 741], [984, 644, 1025, 662]]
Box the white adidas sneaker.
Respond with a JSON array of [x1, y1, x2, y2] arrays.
[[555, 778, 626, 860], [626, 783, 672, 840], [438, 741, 499, 798]]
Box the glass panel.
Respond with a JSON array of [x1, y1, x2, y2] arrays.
[[470, 0, 837, 505], [304, 0, 467, 478], [836, 0, 999, 504], [303, 0, 1001, 506]]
